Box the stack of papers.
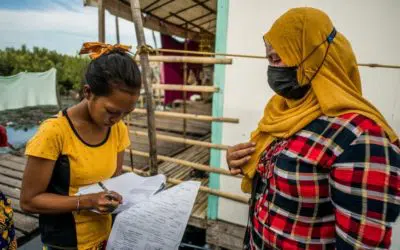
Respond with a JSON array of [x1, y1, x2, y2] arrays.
[[76, 172, 201, 250]]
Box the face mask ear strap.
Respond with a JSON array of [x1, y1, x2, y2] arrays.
[[327, 28, 337, 44], [299, 27, 337, 84], [298, 27, 337, 66]]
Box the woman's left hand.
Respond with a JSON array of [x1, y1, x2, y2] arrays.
[[226, 142, 256, 175]]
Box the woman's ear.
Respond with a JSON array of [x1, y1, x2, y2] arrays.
[[83, 84, 92, 100]]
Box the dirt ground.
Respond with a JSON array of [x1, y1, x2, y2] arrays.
[[0, 96, 77, 129]]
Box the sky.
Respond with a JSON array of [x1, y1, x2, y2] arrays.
[[0, 0, 161, 55]]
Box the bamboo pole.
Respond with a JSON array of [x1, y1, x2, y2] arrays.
[[167, 177, 249, 204], [98, 0, 105, 43], [156, 48, 266, 59], [183, 25, 188, 139], [357, 63, 400, 69], [115, 16, 120, 44], [152, 84, 218, 93], [122, 166, 250, 204], [155, 48, 400, 69], [130, 108, 239, 123], [152, 30, 158, 49], [125, 149, 239, 177], [130, 130, 229, 150], [130, 0, 158, 175], [126, 113, 134, 169], [133, 55, 232, 64]]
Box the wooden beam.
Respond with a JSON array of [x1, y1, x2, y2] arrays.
[[130, 130, 229, 150], [143, 13, 203, 40], [206, 220, 247, 250], [143, 0, 162, 11], [192, 0, 216, 14], [134, 55, 232, 64], [13, 212, 39, 234], [163, 0, 209, 20], [130, 0, 158, 176], [122, 166, 249, 204], [0, 183, 20, 199], [185, 12, 214, 25], [98, 0, 105, 42], [0, 159, 25, 172], [152, 84, 218, 93], [0, 166, 23, 179], [146, 0, 175, 13], [88, 0, 203, 41], [1, 154, 27, 165], [0, 174, 21, 188], [130, 109, 240, 123], [169, 12, 213, 35], [124, 149, 239, 178], [196, 17, 216, 27]]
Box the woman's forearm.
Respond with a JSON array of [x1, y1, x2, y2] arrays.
[[21, 193, 94, 214]]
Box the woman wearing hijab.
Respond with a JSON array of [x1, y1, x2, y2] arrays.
[[226, 7, 399, 249]]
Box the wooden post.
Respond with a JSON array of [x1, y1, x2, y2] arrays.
[[115, 16, 120, 44], [130, 0, 158, 175], [183, 23, 189, 138], [98, 0, 105, 42]]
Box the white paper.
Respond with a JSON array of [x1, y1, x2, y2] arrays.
[[107, 181, 201, 250], [76, 172, 166, 213]]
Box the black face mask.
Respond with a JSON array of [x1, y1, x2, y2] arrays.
[[267, 28, 337, 100], [267, 66, 311, 100]]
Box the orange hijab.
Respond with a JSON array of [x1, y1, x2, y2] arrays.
[[241, 7, 398, 193]]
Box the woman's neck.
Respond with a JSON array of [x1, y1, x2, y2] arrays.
[[68, 100, 104, 131]]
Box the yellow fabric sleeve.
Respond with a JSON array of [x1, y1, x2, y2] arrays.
[[25, 119, 63, 160]]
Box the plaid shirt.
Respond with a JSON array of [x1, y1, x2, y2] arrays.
[[246, 113, 400, 250]]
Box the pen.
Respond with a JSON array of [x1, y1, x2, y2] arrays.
[[98, 182, 116, 201], [98, 181, 109, 192]]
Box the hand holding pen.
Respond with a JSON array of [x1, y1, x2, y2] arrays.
[[86, 181, 123, 214]]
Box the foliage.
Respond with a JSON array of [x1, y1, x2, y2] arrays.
[[0, 45, 90, 94]]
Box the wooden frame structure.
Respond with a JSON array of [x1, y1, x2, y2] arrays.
[[84, 0, 217, 41]]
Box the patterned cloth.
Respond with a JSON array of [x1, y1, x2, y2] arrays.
[[245, 113, 400, 249], [0, 192, 16, 250]]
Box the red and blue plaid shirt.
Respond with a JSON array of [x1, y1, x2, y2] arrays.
[[246, 113, 400, 249]]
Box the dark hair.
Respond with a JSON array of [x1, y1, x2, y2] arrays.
[[84, 49, 141, 96]]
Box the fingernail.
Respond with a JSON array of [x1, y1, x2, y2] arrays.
[[251, 142, 256, 146]]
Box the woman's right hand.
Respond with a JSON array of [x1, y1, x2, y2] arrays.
[[85, 191, 123, 214], [226, 142, 256, 175]]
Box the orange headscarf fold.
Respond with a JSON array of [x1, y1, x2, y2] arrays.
[[79, 42, 131, 59], [240, 7, 398, 193]]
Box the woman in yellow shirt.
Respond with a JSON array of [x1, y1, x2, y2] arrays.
[[20, 43, 140, 250]]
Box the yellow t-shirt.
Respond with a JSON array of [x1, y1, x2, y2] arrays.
[[25, 110, 130, 250]]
